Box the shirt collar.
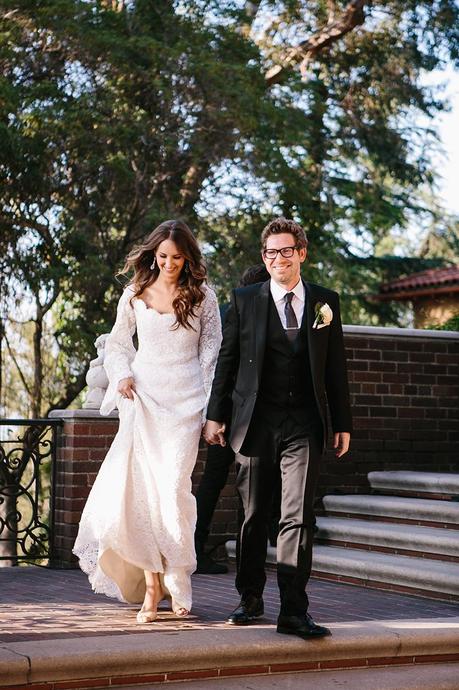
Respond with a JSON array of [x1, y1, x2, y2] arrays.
[[270, 278, 305, 303]]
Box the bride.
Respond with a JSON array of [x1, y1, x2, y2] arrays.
[[73, 220, 222, 623]]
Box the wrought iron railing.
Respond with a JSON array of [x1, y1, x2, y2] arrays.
[[0, 419, 62, 566]]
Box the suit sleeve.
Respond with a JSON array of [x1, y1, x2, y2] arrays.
[[206, 289, 240, 423], [325, 293, 353, 433]]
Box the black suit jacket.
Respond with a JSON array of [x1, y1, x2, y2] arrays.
[[206, 279, 352, 453]]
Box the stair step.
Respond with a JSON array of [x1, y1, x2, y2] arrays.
[[181, 663, 459, 690], [323, 494, 459, 526], [3, 619, 459, 690], [312, 545, 459, 598], [368, 472, 459, 497], [225, 542, 459, 598], [315, 516, 459, 558]]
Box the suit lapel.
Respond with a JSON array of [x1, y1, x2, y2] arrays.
[[254, 280, 270, 383]]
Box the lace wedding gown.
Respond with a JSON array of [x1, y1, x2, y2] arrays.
[[73, 284, 222, 611]]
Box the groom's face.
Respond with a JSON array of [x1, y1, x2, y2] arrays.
[[262, 232, 307, 289]]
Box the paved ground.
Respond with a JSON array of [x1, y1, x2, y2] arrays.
[[1, 565, 458, 643]]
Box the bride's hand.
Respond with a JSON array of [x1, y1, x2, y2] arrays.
[[118, 377, 136, 400]]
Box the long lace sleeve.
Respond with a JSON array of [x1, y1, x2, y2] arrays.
[[99, 286, 137, 416], [198, 286, 222, 419]]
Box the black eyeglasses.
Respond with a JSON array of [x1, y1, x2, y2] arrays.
[[262, 246, 299, 260]]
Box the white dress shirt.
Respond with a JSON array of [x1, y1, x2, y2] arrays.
[[270, 279, 305, 329]]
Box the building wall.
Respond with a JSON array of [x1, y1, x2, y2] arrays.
[[50, 326, 458, 566], [412, 294, 458, 328], [318, 326, 458, 500]]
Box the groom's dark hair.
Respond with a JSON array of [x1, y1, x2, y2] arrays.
[[239, 263, 270, 287], [261, 217, 308, 250]]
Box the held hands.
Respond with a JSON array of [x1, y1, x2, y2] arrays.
[[203, 420, 226, 447], [118, 377, 136, 400], [202, 424, 350, 454], [334, 432, 350, 458]]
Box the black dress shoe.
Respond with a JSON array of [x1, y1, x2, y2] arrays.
[[195, 552, 228, 575], [227, 595, 264, 625], [277, 613, 331, 639]]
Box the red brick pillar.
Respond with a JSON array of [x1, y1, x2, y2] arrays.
[[49, 410, 120, 567], [49, 409, 239, 567]]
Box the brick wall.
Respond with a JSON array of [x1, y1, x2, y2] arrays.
[[317, 326, 459, 500], [50, 326, 458, 566]]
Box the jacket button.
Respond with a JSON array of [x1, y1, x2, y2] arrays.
[[249, 359, 253, 363]]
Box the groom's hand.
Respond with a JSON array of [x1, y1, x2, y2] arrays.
[[203, 420, 226, 446], [334, 432, 350, 458]]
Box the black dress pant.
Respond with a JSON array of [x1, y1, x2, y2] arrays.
[[195, 441, 235, 546], [235, 411, 322, 616]]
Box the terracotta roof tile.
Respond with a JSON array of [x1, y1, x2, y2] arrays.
[[380, 265, 459, 294]]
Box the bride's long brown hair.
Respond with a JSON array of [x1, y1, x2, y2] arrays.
[[119, 220, 207, 329]]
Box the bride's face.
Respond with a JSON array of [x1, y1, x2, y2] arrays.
[[155, 238, 186, 280]]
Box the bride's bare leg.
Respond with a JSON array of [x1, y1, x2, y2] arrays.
[[136, 571, 162, 623]]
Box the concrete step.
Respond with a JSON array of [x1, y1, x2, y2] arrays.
[[312, 545, 459, 599], [322, 494, 459, 527], [315, 516, 459, 558], [226, 541, 459, 599], [162, 663, 459, 690], [368, 471, 459, 497], [2, 619, 459, 688]]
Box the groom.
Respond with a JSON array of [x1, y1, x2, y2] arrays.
[[203, 217, 352, 640]]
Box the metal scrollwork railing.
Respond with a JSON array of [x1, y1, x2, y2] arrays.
[[0, 419, 62, 566]]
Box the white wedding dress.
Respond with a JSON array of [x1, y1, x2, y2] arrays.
[[73, 284, 221, 611]]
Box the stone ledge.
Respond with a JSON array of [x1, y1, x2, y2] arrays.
[[322, 494, 459, 525], [0, 647, 30, 686], [368, 472, 459, 495], [49, 409, 119, 420], [1, 618, 459, 687], [343, 324, 458, 340]]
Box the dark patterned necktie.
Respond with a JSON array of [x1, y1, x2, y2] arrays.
[[284, 292, 298, 341]]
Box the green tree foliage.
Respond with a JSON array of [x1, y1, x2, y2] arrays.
[[0, 0, 458, 414], [431, 313, 459, 331]]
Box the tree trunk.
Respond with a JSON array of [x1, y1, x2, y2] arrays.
[[32, 308, 43, 419], [308, 74, 328, 234]]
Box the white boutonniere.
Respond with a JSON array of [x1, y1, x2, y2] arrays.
[[313, 302, 333, 329]]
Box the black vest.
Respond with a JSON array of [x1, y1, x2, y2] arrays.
[[256, 295, 320, 426]]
